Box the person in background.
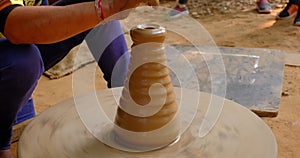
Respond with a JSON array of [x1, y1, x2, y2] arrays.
[[276, 0, 300, 26], [168, 0, 189, 18], [256, 0, 272, 13], [167, 0, 274, 18]]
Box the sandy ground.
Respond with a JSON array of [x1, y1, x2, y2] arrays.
[[11, 2, 300, 158], [198, 8, 300, 158]]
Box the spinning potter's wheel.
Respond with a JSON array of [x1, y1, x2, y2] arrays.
[[19, 23, 276, 158], [18, 87, 277, 158]]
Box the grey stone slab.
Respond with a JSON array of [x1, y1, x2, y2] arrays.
[[166, 44, 285, 117]]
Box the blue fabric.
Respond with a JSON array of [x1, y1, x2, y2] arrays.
[[0, 0, 129, 151], [0, 39, 44, 150], [14, 98, 35, 125], [86, 21, 130, 88], [37, 31, 90, 71], [41, 0, 48, 5]]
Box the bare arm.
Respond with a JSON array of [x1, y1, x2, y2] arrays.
[[3, 0, 159, 44], [4, 2, 100, 44]]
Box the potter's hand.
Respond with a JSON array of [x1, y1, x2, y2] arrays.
[[95, 0, 159, 20]]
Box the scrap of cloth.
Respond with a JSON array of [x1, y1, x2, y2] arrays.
[[43, 42, 96, 79]]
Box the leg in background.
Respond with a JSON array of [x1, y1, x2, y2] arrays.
[[276, 1, 298, 20], [294, 2, 300, 25], [168, 0, 189, 18], [256, 0, 272, 13]]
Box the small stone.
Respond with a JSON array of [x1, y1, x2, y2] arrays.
[[226, 2, 231, 6], [219, 7, 228, 14], [192, 12, 198, 16], [206, 8, 212, 14], [275, 4, 283, 8], [282, 91, 289, 96]]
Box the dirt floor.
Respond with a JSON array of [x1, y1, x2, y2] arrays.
[[11, 1, 300, 158], [197, 5, 300, 158]]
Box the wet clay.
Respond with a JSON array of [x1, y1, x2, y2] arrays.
[[114, 24, 180, 147]]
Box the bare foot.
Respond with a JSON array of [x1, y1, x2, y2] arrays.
[[0, 150, 14, 158]]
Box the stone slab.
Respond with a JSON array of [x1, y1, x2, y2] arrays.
[[166, 45, 285, 117]]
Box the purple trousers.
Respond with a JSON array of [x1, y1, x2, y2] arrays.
[[0, 21, 129, 150]]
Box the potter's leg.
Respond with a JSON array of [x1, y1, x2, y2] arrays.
[[36, 30, 89, 71], [45, 0, 129, 87], [39, 0, 129, 88], [0, 39, 44, 154], [86, 21, 129, 88], [37, 21, 129, 88]]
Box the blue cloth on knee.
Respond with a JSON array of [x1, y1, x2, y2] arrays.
[[14, 98, 35, 125], [0, 39, 44, 150]]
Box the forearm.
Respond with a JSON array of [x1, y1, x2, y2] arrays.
[[4, 2, 100, 44]]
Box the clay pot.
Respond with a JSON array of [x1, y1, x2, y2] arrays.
[[114, 24, 180, 147]]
